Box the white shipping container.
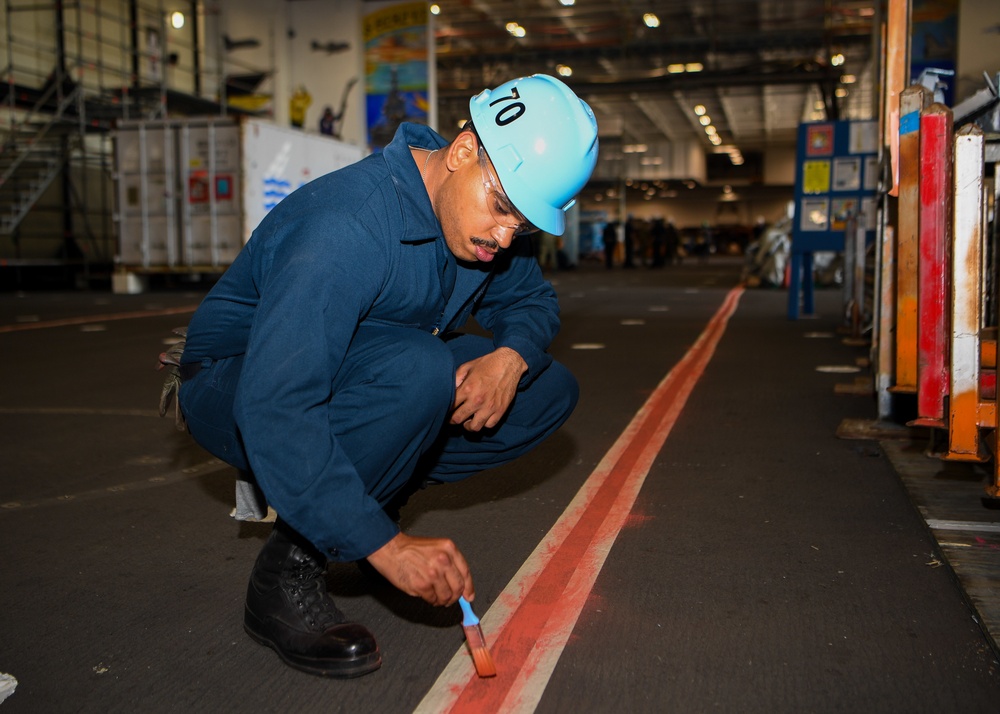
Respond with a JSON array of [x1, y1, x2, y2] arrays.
[[118, 216, 177, 267], [114, 117, 364, 272], [120, 174, 171, 217], [184, 214, 243, 266], [116, 125, 172, 174]]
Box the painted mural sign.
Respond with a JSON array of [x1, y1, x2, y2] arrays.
[[363, 1, 430, 150]]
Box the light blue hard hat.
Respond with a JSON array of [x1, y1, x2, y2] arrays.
[[469, 74, 599, 236]]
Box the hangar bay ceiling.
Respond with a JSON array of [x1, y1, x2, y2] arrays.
[[428, 0, 878, 188]]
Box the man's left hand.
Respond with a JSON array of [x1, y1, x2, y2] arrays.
[[450, 347, 527, 431]]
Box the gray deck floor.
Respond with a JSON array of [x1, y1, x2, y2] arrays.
[[2, 257, 999, 713]]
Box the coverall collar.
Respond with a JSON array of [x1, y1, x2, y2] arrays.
[[383, 122, 448, 244]]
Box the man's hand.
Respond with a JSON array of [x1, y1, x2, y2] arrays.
[[366, 532, 474, 606], [451, 347, 527, 431]]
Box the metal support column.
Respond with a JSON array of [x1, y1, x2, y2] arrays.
[[947, 125, 991, 461], [893, 84, 931, 393]]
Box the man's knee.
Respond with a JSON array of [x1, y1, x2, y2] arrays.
[[525, 360, 578, 431]]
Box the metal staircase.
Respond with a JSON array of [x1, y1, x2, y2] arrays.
[[0, 82, 81, 239]]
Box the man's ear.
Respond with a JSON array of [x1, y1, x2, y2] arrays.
[[445, 130, 478, 172]]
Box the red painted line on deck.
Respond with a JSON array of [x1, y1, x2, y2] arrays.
[[418, 285, 744, 713], [0, 305, 198, 333]]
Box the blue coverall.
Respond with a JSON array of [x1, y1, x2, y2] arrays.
[[178, 122, 578, 564]]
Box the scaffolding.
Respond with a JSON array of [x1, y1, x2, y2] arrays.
[[0, 0, 260, 284]]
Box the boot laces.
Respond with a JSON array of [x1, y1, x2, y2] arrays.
[[287, 556, 344, 630]]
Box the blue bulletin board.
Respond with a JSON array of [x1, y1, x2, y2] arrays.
[[787, 119, 879, 319]]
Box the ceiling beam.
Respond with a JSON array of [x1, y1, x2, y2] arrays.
[[439, 64, 844, 100]]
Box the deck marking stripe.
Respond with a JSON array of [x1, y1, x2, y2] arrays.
[[0, 459, 228, 513], [926, 519, 1000, 534], [0, 305, 198, 333], [415, 285, 744, 714], [0, 407, 162, 418]]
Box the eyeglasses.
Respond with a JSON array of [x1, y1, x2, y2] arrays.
[[477, 147, 538, 236]]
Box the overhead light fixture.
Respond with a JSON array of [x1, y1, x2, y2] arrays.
[[835, 87, 848, 98], [831, 53, 845, 67], [699, 115, 711, 126], [704, 125, 717, 135], [556, 64, 572, 77], [840, 74, 857, 84], [693, 104, 706, 116], [430, 4, 441, 15], [667, 64, 685, 73], [685, 62, 703, 72], [622, 143, 648, 153], [170, 11, 185, 29], [559, 0, 576, 5], [506, 22, 526, 38], [643, 13, 660, 28]]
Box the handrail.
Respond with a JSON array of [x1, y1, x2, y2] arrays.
[[0, 84, 80, 188]]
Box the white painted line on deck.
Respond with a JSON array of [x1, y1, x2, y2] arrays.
[[926, 519, 1000, 534], [570, 343, 605, 350], [0, 407, 162, 418], [0, 459, 228, 513], [0, 305, 198, 333], [815, 365, 861, 374]]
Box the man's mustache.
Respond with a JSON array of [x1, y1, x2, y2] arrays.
[[472, 236, 500, 252]]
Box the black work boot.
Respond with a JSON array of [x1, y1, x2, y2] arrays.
[[244, 519, 382, 677]]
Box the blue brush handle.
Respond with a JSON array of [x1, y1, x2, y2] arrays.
[[458, 596, 479, 627]]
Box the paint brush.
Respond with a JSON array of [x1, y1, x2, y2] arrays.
[[458, 596, 496, 678]]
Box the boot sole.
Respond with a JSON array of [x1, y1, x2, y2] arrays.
[[244, 610, 382, 678]]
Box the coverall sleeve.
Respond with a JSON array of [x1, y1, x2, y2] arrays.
[[473, 237, 561, 384], [232, 215, 399, 562]]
